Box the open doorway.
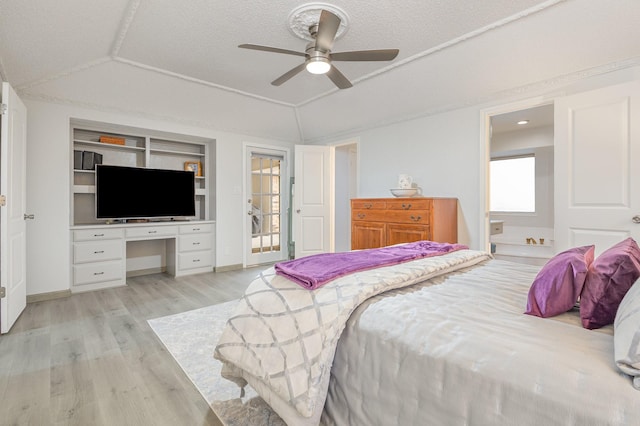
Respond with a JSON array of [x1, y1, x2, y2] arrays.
[[334, 141, 358, 252], [488, 104, 554, 266]]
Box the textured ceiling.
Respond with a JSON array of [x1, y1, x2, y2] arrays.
[[1, 0, 639, 142]]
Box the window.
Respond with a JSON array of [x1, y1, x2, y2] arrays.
[[251, 154, 282, 254], [490, 155, 535, 212]]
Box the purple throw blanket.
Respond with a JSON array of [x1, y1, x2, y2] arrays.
[[275, 240, 468, 290]]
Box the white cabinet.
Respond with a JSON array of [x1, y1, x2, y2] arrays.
[[72, 229, 125, 290], [177, 223, 215, 275], [69, 120, 216, 292], [70, 221, 215, 292]]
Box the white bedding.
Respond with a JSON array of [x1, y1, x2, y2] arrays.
[[214, 249, 491, 426], [322, 259, 638, 426]]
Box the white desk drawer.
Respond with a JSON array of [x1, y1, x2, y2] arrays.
[[179, 234, 212, 252], [178, 251, 213, 271], [74, 240, 123, 263], [179, 223, 213, 234], [125, 226, 178, 239], [74, 260, 123, 286], [73, 228, 123, 242]]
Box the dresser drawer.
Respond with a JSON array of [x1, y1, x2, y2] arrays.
[[179, 223, 213, 234], [353, 209, 431, 224], [74, 240, 124, 263], [178, 251, 213, 271], [385, 199, 431, 211], [351, 200, 386, 210], [125, 226, 178, 239], [73, 260, 123, 286], [73, 228, 123, 242], [179, 233, 212, 252]]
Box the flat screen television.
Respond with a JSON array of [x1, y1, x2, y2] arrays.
[[96, 165, 196, 220]]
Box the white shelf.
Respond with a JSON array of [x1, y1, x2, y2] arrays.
[[74, 139, 145, 151], [150, 148, 206, 157], [74, 185, 95, 194]]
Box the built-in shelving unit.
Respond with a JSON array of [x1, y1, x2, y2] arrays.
[[71, 119, 211, 225], [69, 119, 216, 292]]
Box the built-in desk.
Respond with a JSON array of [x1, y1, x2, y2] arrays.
[[70, 221, 215, 292]]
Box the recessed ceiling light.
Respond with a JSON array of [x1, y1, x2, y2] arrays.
[[517, 120, 529, 125]]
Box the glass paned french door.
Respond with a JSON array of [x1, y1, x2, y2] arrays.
[[247, 150, 286, 265]]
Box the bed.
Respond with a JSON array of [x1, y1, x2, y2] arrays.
[[214, 243, 640, 426]]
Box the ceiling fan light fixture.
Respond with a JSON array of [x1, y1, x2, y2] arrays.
[[306, 57, 331, 74]]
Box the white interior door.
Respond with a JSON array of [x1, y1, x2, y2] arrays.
[[245, 146, 288, 266], [555, 80, 640, 255], [293, 145, 333, 258], [1, 82, 28, 333]]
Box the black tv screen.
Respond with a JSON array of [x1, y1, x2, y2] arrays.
[[96, 165, 196, 220]]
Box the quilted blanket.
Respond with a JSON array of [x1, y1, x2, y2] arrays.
[[214, 249, 491, 424], [274, 240, 468, 289]]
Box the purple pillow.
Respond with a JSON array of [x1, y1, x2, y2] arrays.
[[580, 238, 640, 329], [525, 245, 595, 318]]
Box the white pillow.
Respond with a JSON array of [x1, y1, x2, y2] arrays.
[[614, 278, 640, 389]]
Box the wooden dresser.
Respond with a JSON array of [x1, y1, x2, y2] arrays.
[[351, 197, 458, 250]]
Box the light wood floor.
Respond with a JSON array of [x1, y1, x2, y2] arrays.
[[0, 266, 265, 425]]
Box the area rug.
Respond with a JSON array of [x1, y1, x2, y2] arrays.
[[148, 300, 286, 426]]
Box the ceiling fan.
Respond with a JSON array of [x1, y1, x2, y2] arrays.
[[239, 9, 399, 89]]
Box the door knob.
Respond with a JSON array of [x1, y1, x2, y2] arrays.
[[248, 210, 253, 215], [633, 215, 640, 224]]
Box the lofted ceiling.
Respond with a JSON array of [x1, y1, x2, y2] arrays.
[[1, 0, 639, 142]]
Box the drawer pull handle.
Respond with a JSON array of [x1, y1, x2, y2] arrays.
[[364, 203, 372, 209], [94, 233, 104, 237], [402, 203, 412, 210], [193, 242, 200, 246], [410, 215, 422, 222], [94, 250, 104, 254], [357, 213, 366, 219], [193, 259, 200, 263], [148, 230, 157, 234], [94, 272, 104, 276], [192, 228, 200, 231]]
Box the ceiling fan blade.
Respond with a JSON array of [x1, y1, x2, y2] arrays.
[[315, 10, 341, 52], [271, 63, 307, 86], [326, 65, 352, 89], [238, 44, 305, 57], [331, 49, 400, 62]]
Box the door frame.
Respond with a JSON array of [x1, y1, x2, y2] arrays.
[[242, 142, 291, 267], [479, 96, 553, 253], [328, 137, 359, 252]]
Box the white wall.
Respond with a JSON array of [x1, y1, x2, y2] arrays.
[[491, 125, 553, 151], [350, 106, 480, 248], [314, 67, 640, 252], [24, 99, 295, 296]]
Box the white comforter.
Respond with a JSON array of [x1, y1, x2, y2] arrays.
[[214, 249, 491, 425], [322, 259, 639, 426]]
